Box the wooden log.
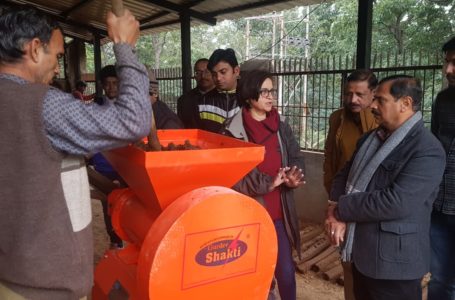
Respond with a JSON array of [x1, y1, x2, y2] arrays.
[[109, 0, 161, 151], [322, 264, 343, 281], [111, 0, 124, 16], [297, 246, 336, 273], [336, 275, 344, 286], [319, 259, 339, 273], [301, 232, 326, 251], [312, 250, 340, 272], [299, 224, 316, 236], [301, 237, 330, 261], [300, 226, 323, 243]]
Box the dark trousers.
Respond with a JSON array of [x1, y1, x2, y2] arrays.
[[428, 210, 455, 300], [274, 219, 296, 300], [352, 264, 421, 300], [101, 196, 122, 246]]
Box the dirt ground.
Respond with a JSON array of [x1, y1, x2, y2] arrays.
[[91, 200, 344, 300]]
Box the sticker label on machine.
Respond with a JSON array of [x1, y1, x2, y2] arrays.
[[181, 223, 260, 290]]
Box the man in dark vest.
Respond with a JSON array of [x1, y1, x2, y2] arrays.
[[0, 6, 151, 300]]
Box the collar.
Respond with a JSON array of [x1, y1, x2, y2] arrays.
[[0, 73, 29, 84], [217, 88, 236, 94]]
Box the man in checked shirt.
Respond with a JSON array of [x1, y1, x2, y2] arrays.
[[0, 6, 151, 300]]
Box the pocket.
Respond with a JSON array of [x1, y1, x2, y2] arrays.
[[379, 222, 419, 263], [373, 160, 401, 189]]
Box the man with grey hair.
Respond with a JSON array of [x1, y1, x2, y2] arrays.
[[325, 75, 445, 300]]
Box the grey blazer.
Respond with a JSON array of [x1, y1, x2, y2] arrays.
[[331, 119, 446, 280]]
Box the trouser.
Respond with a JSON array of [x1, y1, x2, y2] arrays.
[[274, 219, 296, 300], [0, 282, 87, 300], [342, 261, 356, 300], [352, 264, 421, 300], [101, 195, 123, 246], [428, 210, 455, 300]]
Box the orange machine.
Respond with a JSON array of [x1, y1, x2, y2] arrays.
[[92, 129, 278, 300]]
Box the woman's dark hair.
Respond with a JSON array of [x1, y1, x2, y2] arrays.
[[0, 6, 60, 63], [237, 69, 273, 108]]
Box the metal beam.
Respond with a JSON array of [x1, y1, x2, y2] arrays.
[[180, 11, 192, 94], [208, 0, 295, 17], [140, 0, 216, 25], [2, 0, 107, 38], [63, 31, 93, 43], [139, 0, 206, 25], [140, 19, 179, 31], [356, 0, 373, 69], [93, 34, 102, 97], [139, 11, 169, 25], [61, 0, 94, 18]]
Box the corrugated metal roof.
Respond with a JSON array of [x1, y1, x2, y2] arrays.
[[0, 0, 322, 42]]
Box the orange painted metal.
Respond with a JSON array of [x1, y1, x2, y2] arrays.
[[103, 129, 264, 211], [93, 129, 277, 300], [137, 186, 277, 300], [109, 189, 159, 247]]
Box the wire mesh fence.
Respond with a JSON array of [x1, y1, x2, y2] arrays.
[[86, 50, 444, 152]]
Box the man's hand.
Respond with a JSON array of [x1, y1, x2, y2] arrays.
[[325, 201, 346, 247], [327, 220, 346, 247], [106, 9, 140, 47], [283, 166, 305, 188]]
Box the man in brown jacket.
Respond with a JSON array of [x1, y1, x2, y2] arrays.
[[323, 69, 378, 300]]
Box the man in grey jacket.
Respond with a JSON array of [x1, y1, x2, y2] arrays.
[[325, 75, 446, 300]]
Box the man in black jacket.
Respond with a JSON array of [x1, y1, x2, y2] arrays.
[[198, 48, 240, 133], [177, 58, 214, 128], [428, 36, 455, 300]]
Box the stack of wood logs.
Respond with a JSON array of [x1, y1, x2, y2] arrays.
[[295, 224, 344, 285]]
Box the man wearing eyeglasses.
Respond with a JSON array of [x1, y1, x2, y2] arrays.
[[198, 48, 240, 133], [177, 58, 214, 128], [323, 69, 378, 300]]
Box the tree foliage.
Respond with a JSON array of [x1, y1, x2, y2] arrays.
[[84, 0, 454, 69]]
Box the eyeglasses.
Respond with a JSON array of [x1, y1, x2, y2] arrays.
[[259, 88, 278, 98]]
